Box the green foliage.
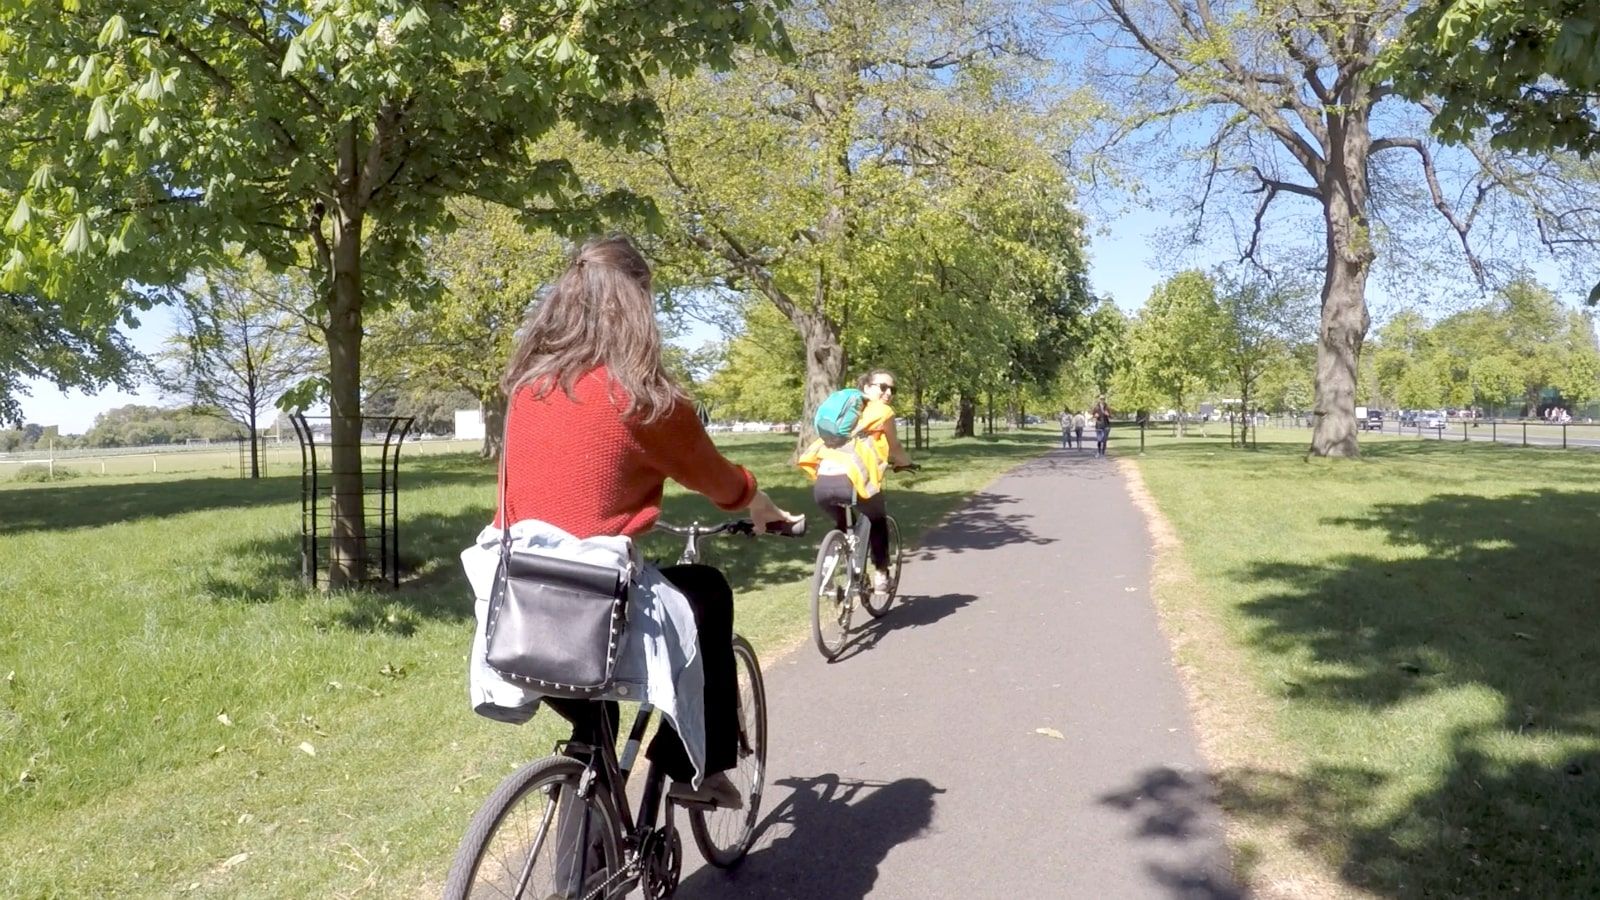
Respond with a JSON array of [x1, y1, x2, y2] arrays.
[[1366, 278, 1600, 413], [603, 0, 1087, 433], [364, 386, 478, 436], [700, 300, 805, 422], [0, 0, 787, 524], [1125, 271, 1227, 416], [0, 292, 140, 427], [1387, 0, 1600, 158], [364, 200, 566, 415], [82, 404, 246, 448], [8, 464, 81, 483], [1214, 270, 1312, 417]]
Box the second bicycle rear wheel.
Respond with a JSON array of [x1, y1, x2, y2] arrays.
[[862, 516, 902, 618], [809, 530, 852, 660], [690, 634, 768, 867]]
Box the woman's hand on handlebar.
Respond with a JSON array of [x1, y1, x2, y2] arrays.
[[747, 490, 802, 535]]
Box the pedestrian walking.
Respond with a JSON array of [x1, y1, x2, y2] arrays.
[[1059, 408, 1074, 449], [1092, 397, 1112, 457], [1073, 409, 1087, 451]]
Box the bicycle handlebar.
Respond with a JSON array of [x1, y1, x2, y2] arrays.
[[654, 516, 808, 539]]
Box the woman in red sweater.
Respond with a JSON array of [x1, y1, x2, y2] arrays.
[[497, 234, 794, 809]]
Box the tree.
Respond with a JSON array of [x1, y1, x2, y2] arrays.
[[1127, 271, 1227, 433], [1073, 0, 1551, 457], [619, 0, 1076, 449], [1077, 300, 1131, 401], [83, 404, 245, 447], [156, 259, 321, 477], [1215, 270, 1311, 443], [0, 2, 784, 583], [0, 292, 139, 427], [364, 200, 567, 459], [699, 300, 806, 423], [1387, 1, 1600, 159]]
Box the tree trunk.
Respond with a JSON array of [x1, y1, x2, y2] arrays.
[[913, 383, 926, 450], [956, 392, 976, 437], [248, 405, 260, 479], [480, 389, 506, 461], [1309, 114, 1375, 458], [793, 310, 845, 457], [325, 200, 368, 587]]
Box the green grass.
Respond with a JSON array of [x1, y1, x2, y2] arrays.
[[1128, 428, 1600, 897], [0, 427, 1048, 898]]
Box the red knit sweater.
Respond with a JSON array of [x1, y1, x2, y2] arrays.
[[494, 367, 758, 539]]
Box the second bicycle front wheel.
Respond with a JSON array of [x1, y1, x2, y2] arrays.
[[809, 530, 852, 660], [443, 756, 625, 900], [690, 634, 768, 867], [862, 515, 903, 618]]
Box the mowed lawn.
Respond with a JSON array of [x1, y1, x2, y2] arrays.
[[0, 429, 1050, 898], [1129, 429, 1600, 897]]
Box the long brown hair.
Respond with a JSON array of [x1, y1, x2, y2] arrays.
[[501, 235, 680, 422]]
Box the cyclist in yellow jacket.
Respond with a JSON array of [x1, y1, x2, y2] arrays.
[[798, 368, 915, 599]]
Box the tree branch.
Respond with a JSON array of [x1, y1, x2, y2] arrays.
[[1369, 136, 1486, 282]]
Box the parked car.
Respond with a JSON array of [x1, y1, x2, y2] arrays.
[[1360, 409, 1384, 431], [1420, 411, 1447, 430]]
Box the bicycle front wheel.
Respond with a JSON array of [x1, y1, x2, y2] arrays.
[[809, 530, 853, 660], [861, 516, 903, 619], [444, 756, 625, 900], [690, 634, 768, 867]]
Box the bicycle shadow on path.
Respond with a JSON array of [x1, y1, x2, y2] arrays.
[[675, 774, 942, 899], [830, 592, 978, 663]]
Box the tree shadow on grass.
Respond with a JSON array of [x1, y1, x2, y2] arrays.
[[675, 774, 942, 899], [0, 457, 489, 537], [198, 484, 853, 633], [1222, 486, 1600, 897]]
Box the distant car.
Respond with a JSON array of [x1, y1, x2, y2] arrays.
[[1420, 411, 1447, 429], [1360, 410, 1384, 431]]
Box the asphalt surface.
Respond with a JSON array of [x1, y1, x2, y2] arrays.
[[673, 448, 1240, 899]]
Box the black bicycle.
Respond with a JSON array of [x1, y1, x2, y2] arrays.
[[444, 517, 803, 900], [444, 515, 800, 890]]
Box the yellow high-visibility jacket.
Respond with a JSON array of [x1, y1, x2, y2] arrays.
[[796, 399, 893, 499]]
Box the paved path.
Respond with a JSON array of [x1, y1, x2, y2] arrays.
[[675, 449, 1241, 899]]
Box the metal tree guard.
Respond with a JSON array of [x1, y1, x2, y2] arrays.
[[290, 412, 415, 588]]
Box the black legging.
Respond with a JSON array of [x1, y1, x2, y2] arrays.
[[814, 474, 890, 571], [543, 564, 736, 783]]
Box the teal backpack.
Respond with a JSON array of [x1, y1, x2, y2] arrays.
[[814, 388, 866, 448]]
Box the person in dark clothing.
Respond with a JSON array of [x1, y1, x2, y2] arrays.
[[1092, 396, 1113, 457]]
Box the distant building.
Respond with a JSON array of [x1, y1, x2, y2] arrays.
[[454, 408, 485, 441]]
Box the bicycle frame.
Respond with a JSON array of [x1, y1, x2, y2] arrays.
[[558, 518, 784, 898], [838, 503, 873, 597]]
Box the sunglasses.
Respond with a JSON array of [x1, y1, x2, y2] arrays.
[[870, 382, 895, 392]]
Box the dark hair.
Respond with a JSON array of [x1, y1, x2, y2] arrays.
[[502, 235, 680, 422], [857, 368, 895, 391]]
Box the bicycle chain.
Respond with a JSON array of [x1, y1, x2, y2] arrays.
[[578, 854, 638, 900]]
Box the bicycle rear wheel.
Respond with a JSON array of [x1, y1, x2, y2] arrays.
[[809, 530, 853, 660], [444, 756, 625, 900], [861, 516, 903, 618], [689, 634, 768, 867]]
